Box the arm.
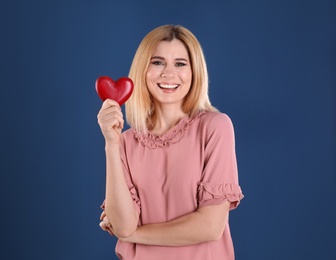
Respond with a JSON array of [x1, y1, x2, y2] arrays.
[[120, 201, 230, 246], [97, 99, 139, 238]]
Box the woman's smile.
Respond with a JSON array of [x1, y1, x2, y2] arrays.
[[157, 83, 179, 89]]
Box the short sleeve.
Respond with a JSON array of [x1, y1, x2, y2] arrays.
[[197, 113, 244, 210]]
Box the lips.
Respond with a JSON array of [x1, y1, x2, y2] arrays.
[[158, 83, 179, 89]]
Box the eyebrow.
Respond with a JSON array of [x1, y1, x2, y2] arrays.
[[150, 56, 189, 62]]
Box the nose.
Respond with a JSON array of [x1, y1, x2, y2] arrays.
[[161, 64, 175, 78]]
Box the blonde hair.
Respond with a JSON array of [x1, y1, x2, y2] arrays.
[[126, 24, 217, 133]]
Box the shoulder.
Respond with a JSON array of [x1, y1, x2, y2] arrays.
[[198, 112, 236, 146], [198, 111, 234, 131], [121, 128, 134, 138], [120, 128, 136, 145]]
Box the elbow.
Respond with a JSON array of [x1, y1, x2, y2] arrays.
[[207, 223, 226, 242], [108, 220, 138, 239], [114, 227, 136, 239], [104, 208, 139, 239], [208, 230, 224, 242], [212, 230, 225, 241]]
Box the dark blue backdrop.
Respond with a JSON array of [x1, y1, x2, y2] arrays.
[[1, 0, 335, 259]]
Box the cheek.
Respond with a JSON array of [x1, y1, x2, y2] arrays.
[[146, 68, 157, 82], [146, 71, 155, 86], [145, 72, 158, 94], [182, 70, 192, 85], [145, 69, 153, 82]]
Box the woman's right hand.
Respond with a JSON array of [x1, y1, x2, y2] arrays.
[[97, 99, 124, 144]]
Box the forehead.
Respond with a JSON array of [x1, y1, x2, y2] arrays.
[[152, 39, 189, 59]]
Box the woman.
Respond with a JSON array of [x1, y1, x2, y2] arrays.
[[97, 24, 244, 260]]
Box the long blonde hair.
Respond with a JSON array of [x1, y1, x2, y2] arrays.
[[126, 24, 217, 133]]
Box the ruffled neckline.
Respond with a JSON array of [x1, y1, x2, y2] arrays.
[[133, 112, 204, 148]]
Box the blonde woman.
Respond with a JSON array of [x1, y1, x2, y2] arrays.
[[98, 24, 243, 260]]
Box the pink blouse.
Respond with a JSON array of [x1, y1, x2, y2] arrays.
[[109, 111, 243, 260]]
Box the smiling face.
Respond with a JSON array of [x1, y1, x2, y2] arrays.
[[146, 39, 192, 109]]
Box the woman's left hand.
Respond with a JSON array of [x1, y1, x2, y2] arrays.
[[99, 211, 115, 236]]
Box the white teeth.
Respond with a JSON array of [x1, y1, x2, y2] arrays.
[[159, 84, 178, 89]]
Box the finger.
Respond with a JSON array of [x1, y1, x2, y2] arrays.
[[103, 110, 124, 122], [101, 99, 121, 110], [100, 211, 106, 221], [104, 118, 124, 132], [99, 218, 114, 235], [98, 111, 124, 130], [101, 217, 111, 227], [99, 104, 123, 115], [98, 107, 123, 122], [99, 221, 108, 231], [107, 228, 114, 236], [98, 108, 124, 128], [104, 114, 124, 129], [104, 221, 114, 236]]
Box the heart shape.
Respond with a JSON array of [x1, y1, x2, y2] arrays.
[[95, 76, 134, 106]]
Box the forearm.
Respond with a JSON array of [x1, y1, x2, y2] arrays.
[[121, 203, 229, 246], [104, 142, 138, 237]]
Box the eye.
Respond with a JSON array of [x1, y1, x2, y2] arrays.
[[175, 62, 187, 67], [151, 60, 164, 66]]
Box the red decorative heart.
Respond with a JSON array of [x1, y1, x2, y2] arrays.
[[95, 76, 134, 106]]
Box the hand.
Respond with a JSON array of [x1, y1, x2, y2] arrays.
[[99, 211, 115, 236], [97, 99, 124, 144]]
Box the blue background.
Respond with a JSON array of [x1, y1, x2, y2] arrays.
[[1, 0, 335, 259]]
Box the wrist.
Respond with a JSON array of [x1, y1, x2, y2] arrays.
[[105, 140, 120, 151]]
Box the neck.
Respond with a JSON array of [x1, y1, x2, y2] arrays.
[[150, 104, 188, 136]]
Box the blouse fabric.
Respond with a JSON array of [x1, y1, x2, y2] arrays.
[[112, 111, 243, 260]]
